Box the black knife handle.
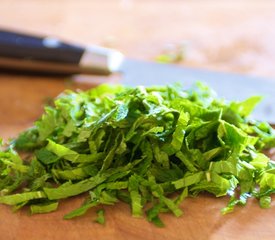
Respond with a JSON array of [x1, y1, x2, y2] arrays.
[[0, 29, 124, 75], [0, 29, 84, 64]]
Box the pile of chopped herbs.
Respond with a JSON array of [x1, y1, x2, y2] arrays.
[[1, 83, 275, 227]]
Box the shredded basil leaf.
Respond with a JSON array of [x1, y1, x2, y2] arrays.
[[0, 83, 275, 227], [95, 209, 105, 225]]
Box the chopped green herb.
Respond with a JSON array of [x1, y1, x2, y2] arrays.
[[30, 201, 59, 214], [259, 196, 271, 209], [0, 83, 275, 227], [95, 209, 105, 224]]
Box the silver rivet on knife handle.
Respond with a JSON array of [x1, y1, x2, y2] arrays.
[[79, 46, 124, 74]]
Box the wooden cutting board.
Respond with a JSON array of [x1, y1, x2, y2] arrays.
[[0, 75, 275, 240]]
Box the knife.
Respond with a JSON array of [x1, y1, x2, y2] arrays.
[[0, 29, 275, 123]]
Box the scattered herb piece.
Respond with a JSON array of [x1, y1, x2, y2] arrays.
[[30, 201, 58, 214], [155, 42, 187, 64], [95, 209, 105, 224]]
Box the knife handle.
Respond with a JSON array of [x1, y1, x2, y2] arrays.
[[0, 29, 124, 75]]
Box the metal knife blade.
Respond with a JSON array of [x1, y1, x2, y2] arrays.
[[120, 59, 275, 123]]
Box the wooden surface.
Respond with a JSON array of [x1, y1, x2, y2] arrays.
[[1, 192, 275, 240], [1, 0, 275, 239], [1, 0, 275, 78]]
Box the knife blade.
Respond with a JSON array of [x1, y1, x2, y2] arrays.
[[0, 29, 275, 122], [121, 59, 275, 123]]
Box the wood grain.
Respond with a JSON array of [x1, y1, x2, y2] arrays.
[[1, 1, 275, 239], [1, 0, 275, 77]]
